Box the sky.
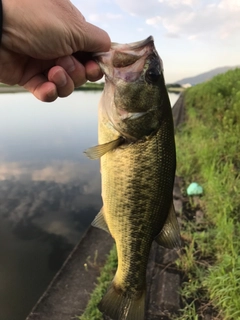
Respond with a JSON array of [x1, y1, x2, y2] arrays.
[[72, 0, 240, 83]]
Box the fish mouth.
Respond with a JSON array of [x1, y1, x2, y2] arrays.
[[93, 36, 154, 59], [111, 36, 154, 51], [93, 36, 162, 83]]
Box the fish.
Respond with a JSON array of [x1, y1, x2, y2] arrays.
[[85, 36, 181, 320]]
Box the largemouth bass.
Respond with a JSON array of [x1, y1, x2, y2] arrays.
[[85, 36, 181, 320]]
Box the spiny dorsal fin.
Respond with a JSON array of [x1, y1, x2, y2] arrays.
[[155, 202, 182, 249], [84, 137, 124, 159], [91, 208, 110, 234]]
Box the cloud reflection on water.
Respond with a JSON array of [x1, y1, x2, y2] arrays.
[[0, 160, 101, 243]]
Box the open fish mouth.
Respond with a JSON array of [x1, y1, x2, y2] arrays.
[[111, 35, 154, 50], [92, 36, 163, 83], [93, 36, 154, 57]]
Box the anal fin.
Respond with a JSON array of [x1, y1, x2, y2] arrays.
[[84, 137, 124, 159], [91, 208, 110, 234], [155, 202, 182, 249]]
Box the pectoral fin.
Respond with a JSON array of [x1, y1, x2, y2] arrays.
[[155, 202, 182, 249], [84, 137, 124, 159], [91, 208, 110, 234]]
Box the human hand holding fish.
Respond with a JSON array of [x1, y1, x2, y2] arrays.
[[0, 0, 110, 102]]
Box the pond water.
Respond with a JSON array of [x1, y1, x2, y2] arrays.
[[0, 90, 179, 320]]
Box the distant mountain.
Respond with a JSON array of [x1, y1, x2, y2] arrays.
[[175, 66, 239, 85]]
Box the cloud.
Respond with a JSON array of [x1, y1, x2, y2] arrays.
[[158, 0, 198, 7], [218, 0, 240, 10], [88, 12, 123, 23], [114, 0, 240, 41], [166, 32, 181, 39], [114, 0, 162, 16], [146, 16, 163, 27]]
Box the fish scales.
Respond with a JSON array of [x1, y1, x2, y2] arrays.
[[101, 126, 175, 288], [85, 36, 181, 320]]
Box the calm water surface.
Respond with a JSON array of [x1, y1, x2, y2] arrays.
[[0, 91, 179, 320]]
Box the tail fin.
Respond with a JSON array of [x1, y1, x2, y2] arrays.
[[98, 283, 146, 320]]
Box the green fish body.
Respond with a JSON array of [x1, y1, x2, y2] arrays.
[[85, 36, 181, 320]]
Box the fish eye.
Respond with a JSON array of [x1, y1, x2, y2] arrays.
[[145, 68, 161, 84]]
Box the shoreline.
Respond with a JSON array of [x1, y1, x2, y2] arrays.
[[0, 85, 183, 94], [0, 84, 104, 94], [0, 86, 28, 93]]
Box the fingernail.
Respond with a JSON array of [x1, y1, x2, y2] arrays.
[[58, 56, 76, 73], [46, 88, 57, 101], [55, 70, 67, 87], [88, 68, 102, 81]]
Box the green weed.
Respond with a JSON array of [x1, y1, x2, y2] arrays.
[[175, 68, 240, 319]]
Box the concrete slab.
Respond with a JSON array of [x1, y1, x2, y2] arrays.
[[146, 244, 181, 320], [172, 92, 185, 130], [26, 227, 113, 320]]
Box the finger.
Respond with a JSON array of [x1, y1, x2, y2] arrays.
[[48, 66, 74, 98], [77, 21, 111, 53], [56, 56, 87, 88], [23, 74, 58, 102], [85, 60, 103, 82]]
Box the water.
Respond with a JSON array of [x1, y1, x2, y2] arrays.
[[0, 91, 179, 320]]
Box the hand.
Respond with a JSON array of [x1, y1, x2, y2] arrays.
[[0, 0, 110, 102]]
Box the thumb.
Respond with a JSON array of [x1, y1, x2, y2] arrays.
[[75, 21, 111, 53]]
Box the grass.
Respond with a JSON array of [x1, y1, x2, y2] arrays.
[[174, 68, 240, 319], [167, 87, 185, 93], [75, 82, 104, 91], [0, 81, 104, 93]]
